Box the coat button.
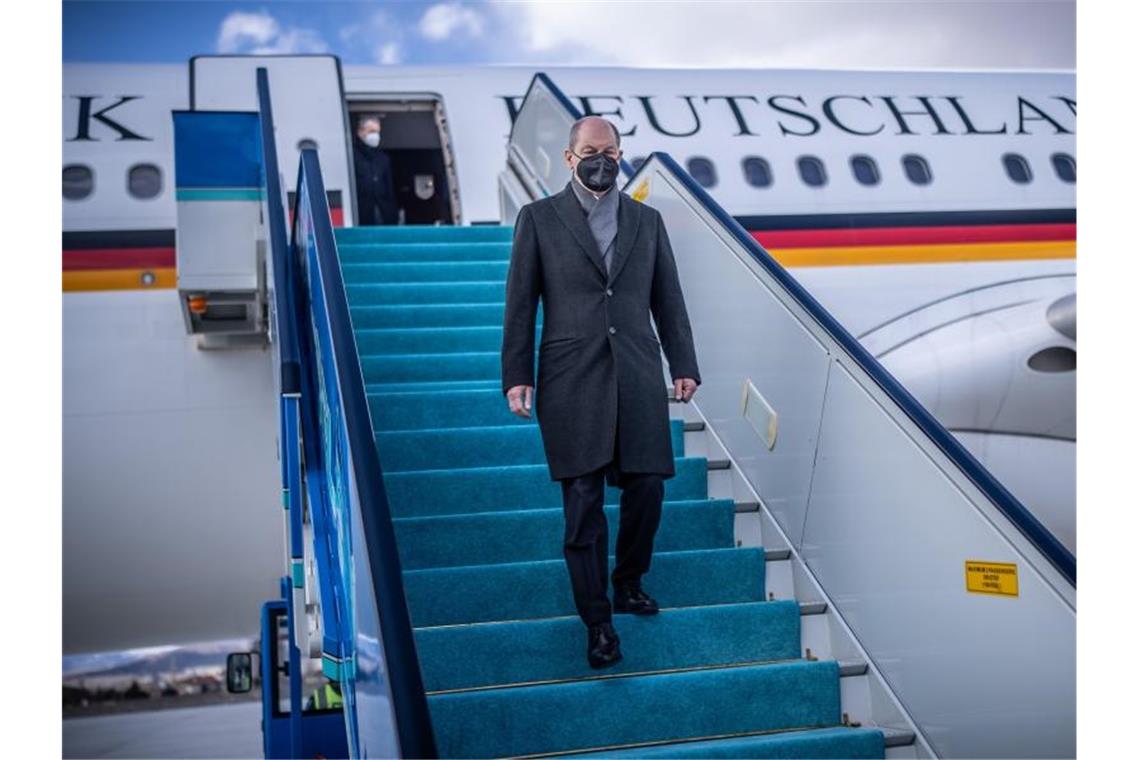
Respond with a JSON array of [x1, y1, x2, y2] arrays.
[[606, 288, 613, 296], [609, 326, 617, 334]]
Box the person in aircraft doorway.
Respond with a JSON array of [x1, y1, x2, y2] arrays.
[[352, 114, 399, 225], [501, 115, 702, 670]]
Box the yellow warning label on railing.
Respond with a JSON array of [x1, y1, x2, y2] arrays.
[[631, 178, 651, 203], [965, 560, 1019, 597]]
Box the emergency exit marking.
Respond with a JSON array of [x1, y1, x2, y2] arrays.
[[965, 560, 1019, 597]]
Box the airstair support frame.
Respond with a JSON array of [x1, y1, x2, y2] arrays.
[[640, 153, 1075, 587], [505, 71, 1075, 758], [258, 68, 437, 758]]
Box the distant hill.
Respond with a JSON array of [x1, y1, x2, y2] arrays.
[[64, 637, 255, 681]]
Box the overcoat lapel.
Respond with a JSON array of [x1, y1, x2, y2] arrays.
[[552, 183, 606, 280], [607, 193, 642, 286], [551, 182, 642, 286]]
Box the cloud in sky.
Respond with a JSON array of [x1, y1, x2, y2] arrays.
[[419, 2, 486, 42], [485, 0, 1073, 69], [215, 9, 328, 55], [63, 1, 1074, 69]]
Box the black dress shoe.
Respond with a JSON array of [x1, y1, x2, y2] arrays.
[[587, 621, 622, 669], [613, 583, 659, 615]]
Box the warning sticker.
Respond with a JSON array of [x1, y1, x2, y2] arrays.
[[631, 177, 651, 203], [965, 560, 1019, 597]]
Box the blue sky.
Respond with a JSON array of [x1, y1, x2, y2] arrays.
[[63, 1, 1075, 69]]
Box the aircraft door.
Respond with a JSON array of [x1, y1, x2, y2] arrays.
[[347, 99, 460, 225], [190, 55, 354, 226]]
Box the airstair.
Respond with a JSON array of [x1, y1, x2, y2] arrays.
[[235, 66, 1074, 759], [336, 221, 906, 758]]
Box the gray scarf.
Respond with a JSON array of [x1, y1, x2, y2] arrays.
[[570, 178, 619, 274]]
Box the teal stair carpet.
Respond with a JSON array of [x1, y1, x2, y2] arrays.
[[337, 224, 886, 759]]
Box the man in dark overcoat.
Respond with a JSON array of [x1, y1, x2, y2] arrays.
[[501, 115, 701, 669], [351, 114, 399, 225]]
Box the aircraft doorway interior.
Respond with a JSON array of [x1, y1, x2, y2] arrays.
[[347, 98, 460, 226]]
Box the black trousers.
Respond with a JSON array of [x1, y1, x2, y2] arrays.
[[558, 416, 665, 627]]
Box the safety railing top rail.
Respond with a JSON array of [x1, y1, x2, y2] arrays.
[[255, 67, 300, 395], [287, 148, 437, 758], [632, 150, 1076, 587]]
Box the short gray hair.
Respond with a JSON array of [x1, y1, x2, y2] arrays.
[[355, 113, 382, 130], [568, 116, 621, 151]]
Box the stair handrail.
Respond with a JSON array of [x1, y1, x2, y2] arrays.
[[287, 146, 437, 756], [631, 151, 1076, 587], [256, 66, 307, 754]]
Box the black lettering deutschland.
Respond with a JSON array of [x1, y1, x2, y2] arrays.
[[878, 96, 953, 135], [942, 96, 1007, 134], [821, 96, 883, 136], [69, 96, 150, 141], [767, 95, 820, 137], [702, 95, 760, 136], [1016, 97, 1072, 134], [578, 96, 636, 137], [635, 95, 702, 137]]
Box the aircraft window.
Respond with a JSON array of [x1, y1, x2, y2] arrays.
[[128, 164, 163, 200], [63, 164, 94, 200], [742, 156, 772, 188], [1051, 152, 1076, 183], [1027, 346, 1076, 373], [297, 138, 319, 151], [797, 155, 827, 187], [850, 155, 880, 186], [686, 157, 717, 188], [630, 156, 646, 171], [901, 154, 932, 185], [1002, 153, 1033, 184]]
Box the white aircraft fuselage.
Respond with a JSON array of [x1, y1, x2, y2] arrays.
[[62, 60, 1075, 654]]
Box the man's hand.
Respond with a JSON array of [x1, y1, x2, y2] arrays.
[[506, 385, 534, 418], [673, 378, 698, 403]]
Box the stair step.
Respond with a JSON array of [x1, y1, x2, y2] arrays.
[[555, 726, 887, 759], [837, 660, 868, 677], [356, 326, 507, 357], [381, 458, 710, 517], [393, 498, 735, 570], [347, 280, 505, 307], [350, 301, 525, 329], [334, 224, 513, 245], [880, 727, 917, 747], [415, 601, 801, 693], [367, 378, 504, 394], [427, 659, 846, 758], [369, 387, 521, 430], [376, 420, 685, 472], [361, 350, 501, 384], [343, 260, 510, 284], [338, 240, 511, 264], [799, 601, 828, 616], [404, 546, 765, 627]]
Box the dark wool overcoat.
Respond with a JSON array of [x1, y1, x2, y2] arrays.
[[501, 180, 702, 482]]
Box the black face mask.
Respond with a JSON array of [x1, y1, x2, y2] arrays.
[[573, 151, 620, 192]]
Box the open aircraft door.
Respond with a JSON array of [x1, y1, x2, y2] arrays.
[[191, 55, 355, 226]]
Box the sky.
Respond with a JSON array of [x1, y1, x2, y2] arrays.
[[63, 0, 1075, 69]]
